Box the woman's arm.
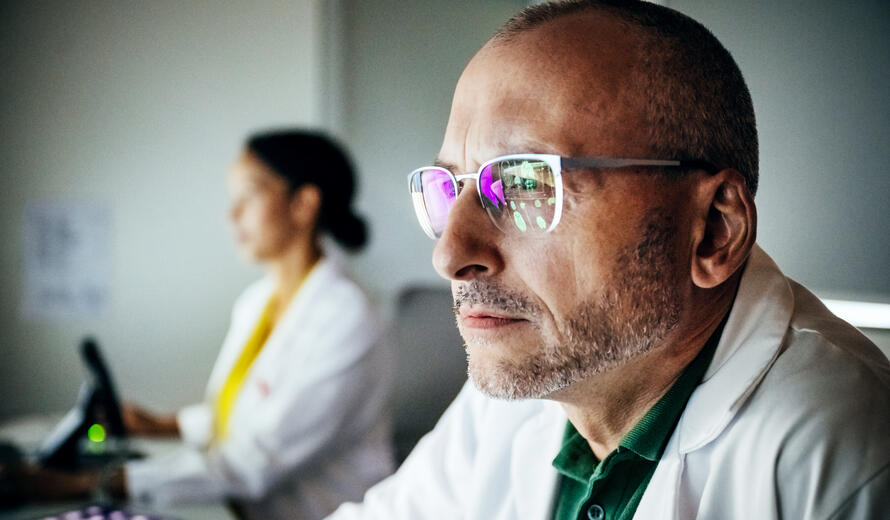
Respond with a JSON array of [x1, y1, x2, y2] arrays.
[[122, 404, 180, 438]]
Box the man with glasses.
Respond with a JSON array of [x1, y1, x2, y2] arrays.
[[332, 1, 889, 519]]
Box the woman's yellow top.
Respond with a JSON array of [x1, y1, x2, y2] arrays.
[[213, 261, 318, 439]]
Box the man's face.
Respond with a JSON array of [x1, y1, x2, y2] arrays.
[[432, 15, 696, 400]]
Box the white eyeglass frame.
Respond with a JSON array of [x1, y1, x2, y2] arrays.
[[407, 153, 717, 239]]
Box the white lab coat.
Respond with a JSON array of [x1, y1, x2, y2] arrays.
[[329, 246, 890, 519], [127, 258, 395, 520]]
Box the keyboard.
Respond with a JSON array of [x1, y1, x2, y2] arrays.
[[37, 504, 178, 520]]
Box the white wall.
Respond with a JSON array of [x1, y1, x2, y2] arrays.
[[0, 0, 323, 418]]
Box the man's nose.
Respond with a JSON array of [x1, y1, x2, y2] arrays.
[[432, 181, 504, 281]]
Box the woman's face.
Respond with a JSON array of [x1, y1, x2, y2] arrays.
[[227, 151, 300, 262]]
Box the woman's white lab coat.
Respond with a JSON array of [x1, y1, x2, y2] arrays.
[[329, 246, 890, 519], [127, 258, 395, 520]]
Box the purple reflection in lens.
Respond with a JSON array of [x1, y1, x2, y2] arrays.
[[479, 165, 506, 207], [422, 168, 456, 233]]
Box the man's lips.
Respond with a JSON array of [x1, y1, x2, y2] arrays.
[[458, 308, 527, 330]]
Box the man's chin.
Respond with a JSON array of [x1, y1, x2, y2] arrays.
[[468, 372, 535, 401], [467, 353, 571, 401]]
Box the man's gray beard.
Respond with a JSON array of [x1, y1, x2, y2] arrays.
[[456, 214, 681, 400]]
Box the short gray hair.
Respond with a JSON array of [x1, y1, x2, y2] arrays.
[[494, 0, 759, 195]]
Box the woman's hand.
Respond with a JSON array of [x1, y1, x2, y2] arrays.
[[15, 464, 97, 501], [121, 404, 179, 437]]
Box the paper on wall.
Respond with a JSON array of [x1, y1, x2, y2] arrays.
[[22, 200, 111, 318]]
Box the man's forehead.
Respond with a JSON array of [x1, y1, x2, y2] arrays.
[[438, 19, 649, 170], [486, 10, 641, 75]]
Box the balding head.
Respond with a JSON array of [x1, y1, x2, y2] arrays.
[[445, 11, 651, 164], [489, 0, 759, 195]]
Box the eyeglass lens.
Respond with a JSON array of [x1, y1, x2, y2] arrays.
[[414, 158, 558, 237], [479, 158, 557, 233], [419, 168, 456, 235]]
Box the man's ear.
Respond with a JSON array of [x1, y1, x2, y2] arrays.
[[690, 169, 757, 289], [290, 184, 322, 228]]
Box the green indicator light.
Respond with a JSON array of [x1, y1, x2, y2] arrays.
[[88, 423, 106, 443], [547, 197, 556, 205], [536, 216, 547, 229], [535, 200, 542, 208]]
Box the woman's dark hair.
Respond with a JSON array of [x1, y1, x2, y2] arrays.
[[246, 129, 368, 251]]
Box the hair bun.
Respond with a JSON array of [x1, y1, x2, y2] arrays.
[[326, 210, 368, 251]]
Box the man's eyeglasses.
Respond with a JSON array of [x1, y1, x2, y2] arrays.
[[407, 153, 718, 239]]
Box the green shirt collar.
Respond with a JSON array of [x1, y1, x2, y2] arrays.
[[619, 323, 723, 461], [553, 315, 725, 479]]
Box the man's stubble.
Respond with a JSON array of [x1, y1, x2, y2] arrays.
[[456, 211, 681, 400]]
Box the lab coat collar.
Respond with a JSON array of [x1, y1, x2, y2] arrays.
[[675, 245, 794, 453], [209, 258, 337, 397], [510, 399, 565, 519], [254, 258, 334, 355]]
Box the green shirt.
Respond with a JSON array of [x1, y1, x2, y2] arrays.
[[550, 323, 724, 520]]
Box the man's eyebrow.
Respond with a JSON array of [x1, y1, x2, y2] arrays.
[[433, 159, 461, 173]]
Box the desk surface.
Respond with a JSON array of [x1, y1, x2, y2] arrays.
[[0, 415, 235, 520]]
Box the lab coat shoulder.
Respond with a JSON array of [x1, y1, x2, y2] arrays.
[[330, 382, 564, 520], [642, 248, 890, 519], [682, 315, 890, 519], [745, 282, 889, 519]]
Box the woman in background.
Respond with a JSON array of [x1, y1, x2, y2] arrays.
[[122, 130, 394, 519]]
